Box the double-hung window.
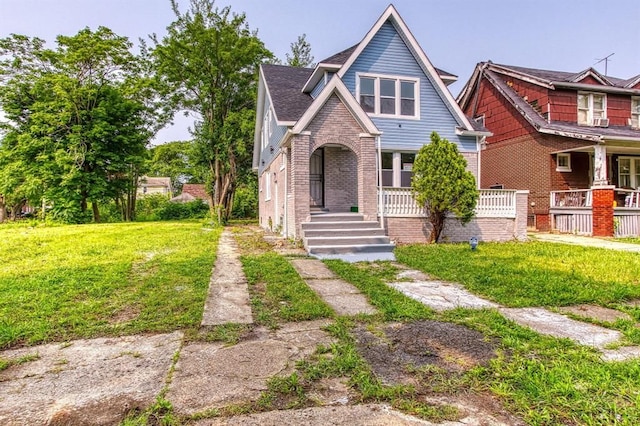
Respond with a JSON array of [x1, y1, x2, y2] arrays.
[[577, 92, 606, 125], [631, 97, 640, 128], [618, 157, 640, 189], [357, 74, 419, 118]]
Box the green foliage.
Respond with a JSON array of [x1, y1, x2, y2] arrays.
[[0, 221, 220, 348], [147, 141, 203, 193], [0, 28, 169, 223], [231, 177, 258, 219], [151, 0, 272, 223], [411, 132, 478, 242], [135, 194, 209, 221], [286, 34, 314, 68]]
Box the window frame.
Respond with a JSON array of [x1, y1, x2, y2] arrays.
[[577, 92, 607, 125], [356, 73, 420, 119], [556, 153, 571, 172], [264, 171, 271, 201], [618, 156, 640, 189], [631, 97, 640, 127], [261, 108, 272, 150]]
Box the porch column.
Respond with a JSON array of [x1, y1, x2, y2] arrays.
[[291, 132, 311, 238], [358, 134, 378, 221], [593, 144, 608, 186], [591, 185, 615, 237]]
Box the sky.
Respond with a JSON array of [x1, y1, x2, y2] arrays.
[[1, 0, 639, 144]]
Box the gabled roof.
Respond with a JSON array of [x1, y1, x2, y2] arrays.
[[261, 64, 314, 124], [331, 4, 473, 131], [181, 184, 208, 200], [291, 75, 380, 136], [458, 62, 640, 143]]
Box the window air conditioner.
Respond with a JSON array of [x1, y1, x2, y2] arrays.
[[592, 118, 609, 127]]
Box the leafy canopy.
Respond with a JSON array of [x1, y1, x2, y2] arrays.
[[411, 132, 478, 243], [286, 33, 314, 68]]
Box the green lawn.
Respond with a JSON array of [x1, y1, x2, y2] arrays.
[[395, 241, 640, 307], [0, 221, 220, 348]]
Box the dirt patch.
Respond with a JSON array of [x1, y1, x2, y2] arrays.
[[354, 321, 498, 386], [558, 304, 632, 323]]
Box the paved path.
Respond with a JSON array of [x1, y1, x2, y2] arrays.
[[530, 232, 640, 252], [289, 258, 377, 316], [201, 230, 253, 326], [389, 267, 640, 361]]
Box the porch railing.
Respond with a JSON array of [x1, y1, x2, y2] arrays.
[[550, 189, 592, 208], [379, 188, 517, 218]]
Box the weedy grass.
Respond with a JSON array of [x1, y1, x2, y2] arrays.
[[395, 241, 640, 307], [615, 237, 640, 245], [325, 253, 640, 425], [0, 221, 220, 349], [241, 252, 334, 327]]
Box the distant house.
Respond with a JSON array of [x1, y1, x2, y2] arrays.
[[457, 62, 640, 236], [253, 5, 528, 257], [137, 176, 173, 197], [170, 184, 210, 204]]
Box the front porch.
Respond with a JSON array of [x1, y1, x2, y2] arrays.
[[550, 188, 640, 237]]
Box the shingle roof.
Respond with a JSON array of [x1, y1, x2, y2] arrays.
[[181, 184, 208, 200], [492, 63, 633, 88], [320, 45, 358, 64], [262, 64, 314, 122], [484, 69, 640, 141]]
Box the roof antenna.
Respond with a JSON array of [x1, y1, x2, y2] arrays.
[[594, 53, 614, 76]]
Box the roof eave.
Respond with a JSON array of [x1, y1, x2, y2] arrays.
[[552, 81, 640, 95], [301, 63, 342, 93]]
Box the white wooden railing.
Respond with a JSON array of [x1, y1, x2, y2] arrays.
[[379, 188, 517, 218], [550, 189, 592, 208]]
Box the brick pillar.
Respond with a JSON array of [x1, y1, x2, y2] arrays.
[[591, 185, 615, 237], [358, 135, 378, 221], [291, 133, 311, 238], [514, 190, 529, 241]]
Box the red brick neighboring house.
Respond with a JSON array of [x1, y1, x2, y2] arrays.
[[458, 62, 640, 236], [171, 184, 210, 204]]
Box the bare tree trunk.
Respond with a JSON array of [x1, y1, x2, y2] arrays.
[[0, 195, 6, 223], [429, 211, 447, 243], [92, 202, 100, 223]]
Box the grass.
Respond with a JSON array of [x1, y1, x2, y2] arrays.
[[322, 254, 640, 425], [395, 241, 640, 307], [615, 237, 640, 245], [241, 252, 334, 327], [0, 221, 220, 349]]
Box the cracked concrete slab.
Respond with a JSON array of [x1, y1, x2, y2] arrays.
[[499, 307, 621, 348], [167, 320, 333, 416], [390, 280, 499, 311], [289, 258, 377, 316], [0, 332, 182, 426], [289, 258, 337, 279], [202, 230, 253, 326], [558, 304, 633, 323]]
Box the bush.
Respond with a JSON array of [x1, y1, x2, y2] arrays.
[[136, 194, 208, 221]]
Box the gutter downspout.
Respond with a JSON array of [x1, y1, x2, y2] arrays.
[[377, 135, 384, 229]]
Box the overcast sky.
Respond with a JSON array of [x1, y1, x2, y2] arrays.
[[2, 0, 639, 144]]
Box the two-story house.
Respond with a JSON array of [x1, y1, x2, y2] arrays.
[[253, 6, 528, 258], [458, 62, 640, 236]]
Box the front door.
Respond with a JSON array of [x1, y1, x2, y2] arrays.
[[310, 149, 324, 207]]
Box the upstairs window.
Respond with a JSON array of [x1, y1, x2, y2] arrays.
[[631, 97, 640, 128], [577, 92, 606, 125], [357, 73, 419, 118], [261, 109, 272, 150]]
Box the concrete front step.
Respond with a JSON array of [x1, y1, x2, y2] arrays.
[[305, 235, 391, 246], [303, 228, 387, 238], [307, 243, 396, 255], [309, 213, 364, 222], [302, 221, 381, 231]]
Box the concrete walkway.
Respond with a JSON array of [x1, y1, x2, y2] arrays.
[[289, 258, 377, 316], [389, 267, 640, 362], [201, 230, 253, 326], [530, 232, 640, 252]]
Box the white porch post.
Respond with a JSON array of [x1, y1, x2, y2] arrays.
[[593, 144, 608, 186]]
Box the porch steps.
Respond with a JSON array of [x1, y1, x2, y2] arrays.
[[301, 213, 395, 258]]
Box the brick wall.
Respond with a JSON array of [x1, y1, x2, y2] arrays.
[[324, 146, 358, 212], [592, 185, 614, 237]]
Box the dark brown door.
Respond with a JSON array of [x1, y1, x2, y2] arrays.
[[310, 149, 324, 207]]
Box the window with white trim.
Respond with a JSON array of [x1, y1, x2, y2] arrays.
[[556, 153, 571, 172], [261, 109, 271, 150], [357, 73, 419, 118], [264, 171, 271, 201], [577, 92, 606, 125], [379, 151, 416, 187], [618, 157, 640, 189], [631, 97, 640, 128]]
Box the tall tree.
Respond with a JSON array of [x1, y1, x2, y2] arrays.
[[286, 33, 314, 68], [147, 140, 199, 193], [150, 0, 272, 223], [0, 29, 168, 223], [411, 132, 479, 243]]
